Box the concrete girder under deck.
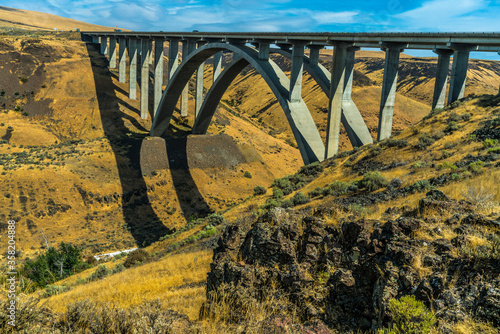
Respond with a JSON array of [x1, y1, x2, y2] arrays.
[[448, 43, 476, 104], [432, 48, 454, 110], [377, 42, 406, 141]]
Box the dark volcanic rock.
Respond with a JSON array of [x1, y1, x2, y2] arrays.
[[204, 206, 500, 332]]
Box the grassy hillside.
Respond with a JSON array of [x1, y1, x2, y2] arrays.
[[0, 6, 120, 31]]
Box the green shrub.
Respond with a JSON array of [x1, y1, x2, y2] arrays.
[[415, 134, 435, 150], [445, 121, 460, 133], [86, 265, 111, 282], [291, 192, 310, 206], [43, 284, 70, 297], [358, 172, 388, 192], [436, 162, 456, 170], [330, 181, 350, 195], [487, 146, 500, 154], [243, 171, 252, 178], [432, 131, 445, 140], [273, 188, 284, 200], [123, 249, 150, 268], [207, 213, 225, 226], [440, 150, 452, 159], [378, 295, 435, 334], [308, 187, 323, 198], [450, 173, 461, 181], [382, 138, 408, 148], [253, 185, 266, 196], [280, 199, 293, 208], [21, 242, 85, 290], [411, 161, 428, 169], [482, 138, 499, 148], [410, 180, 431, 193], [468, 161, 484, 174], [367, 146, 383, 158], [298, 161, 324, 177]]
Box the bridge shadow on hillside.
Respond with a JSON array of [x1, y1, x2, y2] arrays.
[[85, 43, 171, 247]]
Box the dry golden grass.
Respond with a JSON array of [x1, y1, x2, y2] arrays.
[[0, 6, 122, 31], [45, 250, 212, 320]]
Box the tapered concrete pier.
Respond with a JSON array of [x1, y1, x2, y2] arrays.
[[290, 43, 305, 103], [432, 49, 454, 109], [140, 38, 151, 119], [377, 42, 405, 141], [448, 44, 475, 104], [100, 37, 108, 55], [109, 37, 117, 69], [326, 43, 349, 159], [118, 38, 127, 83], [154, 38, 164, 116], [128, 39, 138, 100], [168, 39, 180, 80], [180, 39, 197, 117]]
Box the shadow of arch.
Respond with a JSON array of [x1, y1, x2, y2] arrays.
[[84, 42, 171, 247], [150, 43, 325, 165]]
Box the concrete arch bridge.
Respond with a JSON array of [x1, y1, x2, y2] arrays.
[[81, 32, 500, 164]]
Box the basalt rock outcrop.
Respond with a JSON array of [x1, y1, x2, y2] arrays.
[[204, 191, 500, 332]]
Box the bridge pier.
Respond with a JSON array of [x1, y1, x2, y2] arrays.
[[128, 38, 138, 100], [290, 42, 306, 103], [308, 45, 322, 66], [342, 47, 373, 147], [195, 41, 207, 117], [432, 48, 454, 109], [377, 42, 405, 141], [213, 52, 222, 81], [326, 42, 349, 159], [154, 38, 164, 117], [448, 44, 475, 104], [258, 42, 270, 60], [109, 37, 117, 69], [118, 38, 127, 83], [168, 39, 180, 81], [92, 36, 99, 44], [100, 36, 108, 55], [180, 39, 197, 117], [140, 38, 151, 119]]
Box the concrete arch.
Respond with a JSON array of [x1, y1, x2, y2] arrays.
[[150, 43, 325, 164]]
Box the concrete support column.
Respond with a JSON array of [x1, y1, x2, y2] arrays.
[[343, 46, 359, 101], [109, 37, 117, 69], [168, 38, 180, 80], [154, 38, 164, 117], [341, 46, 373, 147], [290, 42, 306, 103], [448, 44, 475, 104], [100, 36, 108, 55], [128, 39, 138, 99], [432, 49, 454, 109], [195, 41, 207, 117], [213, 52, 222, 81], [180, 39, 197, 117], [325, 43, 349, 159], [377, 42, 405, 141], [308, 45, 323, 66], [258, 42, 270, 61], [140, 38, 151, 119], [92, 36, 99, 44], [118, 38, 127, 83]]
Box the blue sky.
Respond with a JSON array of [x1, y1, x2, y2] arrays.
[[3, 0, 500, 58]]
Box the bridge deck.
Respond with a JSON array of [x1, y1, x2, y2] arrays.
[[80, 32, 500, 51]]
